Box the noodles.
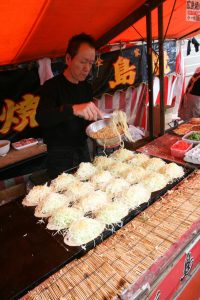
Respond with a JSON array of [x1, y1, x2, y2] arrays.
[[90, 125, 123, 139], [89, 110, 134, 145], [111, 110, 134, 143]]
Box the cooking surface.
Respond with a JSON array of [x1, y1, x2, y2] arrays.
[[0, 164, 192, 299], [0, 200, 81, 300]]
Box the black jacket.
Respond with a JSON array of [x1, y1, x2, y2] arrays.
[[36, 74, 92, 147]]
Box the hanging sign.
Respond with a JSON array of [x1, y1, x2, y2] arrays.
[[186, 0, 200, 21], [0, 68, 40, 141], [93, 41, 176, 98]]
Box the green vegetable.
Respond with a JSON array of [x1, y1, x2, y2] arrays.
[[188, 132, 200, 141]]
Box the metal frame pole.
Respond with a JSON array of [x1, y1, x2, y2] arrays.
[[146, 4, 154, 140], [158, 2, 165, 135]]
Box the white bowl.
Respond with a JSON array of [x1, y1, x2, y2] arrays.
[[0, 140, 10, 156], [86, 119, 124, 148]]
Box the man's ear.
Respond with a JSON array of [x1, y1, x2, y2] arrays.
[[65, 53, 71, 65]]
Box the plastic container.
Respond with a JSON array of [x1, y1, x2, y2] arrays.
[[184, 144, 200, 165], [182, 131, 200, 145], [170, 140, 192, 159], [12, 138, 38, 150]]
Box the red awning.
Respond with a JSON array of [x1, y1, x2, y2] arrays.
[[0, 0, 199, 66]]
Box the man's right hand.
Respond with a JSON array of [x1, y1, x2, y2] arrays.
[[72, 102, 103, 121]]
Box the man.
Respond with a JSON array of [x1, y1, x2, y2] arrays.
[[36, 33, 103, 179]]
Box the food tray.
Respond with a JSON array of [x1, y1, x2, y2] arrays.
[[12, 138, 38, 150], [182, 131, 200, 145], [172, 123, 194, 136], [184, 144, 200, 165]]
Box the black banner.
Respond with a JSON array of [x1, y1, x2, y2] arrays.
[[0, 41, 176, 140], [92, 41, 176, 98], [0, 68, 41, 141]]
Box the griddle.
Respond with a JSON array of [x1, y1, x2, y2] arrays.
[[0, 166, 193, 300]]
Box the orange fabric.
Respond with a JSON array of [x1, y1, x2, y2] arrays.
[[111, 0, 200, 42], [0, 1, 49, 65], [0, 0, 199, 66]]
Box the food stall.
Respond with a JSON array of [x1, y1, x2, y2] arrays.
[[0, 1, 200, 299]]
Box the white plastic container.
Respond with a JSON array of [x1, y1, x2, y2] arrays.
[[182, 131, 200, 145], [184, 144, 200, 165], [12, 138, 38, 150]]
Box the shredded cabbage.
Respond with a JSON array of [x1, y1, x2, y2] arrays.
[[128, 153, 150, 167], [93, 156, 115, 171], [105, 178, 129, 198], [74, 190, 109, 213], [159, 163, 184, 180], [110, 148, 134, 162], [34, 192, 70, 218], [47, 207, 83, 230], [65, 181, 95, 201], [22, 184, 52, 207], [143, 157, 166, 172], [64, 217, 105, 246], [121, 166, 146, 184], [109, 161, 132, 177], [114, 183, 151, 209], [91, 170, 113, 190], [76, 162, 97, 181], [142, 172, 169, 192], [50, 173, 78, 192], [95, 202, 129, 225]]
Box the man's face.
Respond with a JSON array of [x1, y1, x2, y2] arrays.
[[66, 43, 95, 83]]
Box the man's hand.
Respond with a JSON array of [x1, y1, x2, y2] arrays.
[[72, 102, 103, 121]]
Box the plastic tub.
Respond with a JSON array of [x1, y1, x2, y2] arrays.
[[170, 140, 192, 159], [182, 131, 200, 145]]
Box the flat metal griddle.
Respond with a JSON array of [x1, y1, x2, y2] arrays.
[[0, 166, 193, 300]]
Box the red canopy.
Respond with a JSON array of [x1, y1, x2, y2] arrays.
[[0, 0, 199, 66]]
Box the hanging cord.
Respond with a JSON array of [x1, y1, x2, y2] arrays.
[[131, 25, 145, 41]]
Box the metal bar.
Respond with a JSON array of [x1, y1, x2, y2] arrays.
[[95, 0, 166, 49], [146, 5, 154, 140], [179, 28, 200, 40], [158, 2, 165, 135]]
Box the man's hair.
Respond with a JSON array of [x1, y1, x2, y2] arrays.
[[66, 33, 96, 58]]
